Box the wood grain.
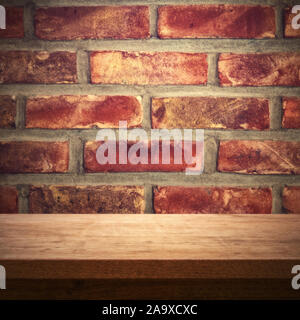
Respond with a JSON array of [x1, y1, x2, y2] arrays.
[[1, 214, 300, 260], [0, 214, 300, 299]]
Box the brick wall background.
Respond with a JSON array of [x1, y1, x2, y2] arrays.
[[0, 0, 299, 214]]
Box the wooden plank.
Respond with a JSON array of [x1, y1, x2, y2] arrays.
[[1, 214, 300, 261], [0, 214, 300, 299]]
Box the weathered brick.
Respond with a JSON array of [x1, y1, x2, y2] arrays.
[[154, 186, 272, 214], [0, 96, 16, 128], [85, 141, 203, 173], [282, 98, 300, 129], [284, 7, 300, 38], [0, 141, 69, 173], [218, 141, 300, 174], [218, 53, 300, 87], [283, 187, 300, 213], [29, 186, 144, 214], [35, 6, 149, 40], [0, 7, 24, 39], [152, 97, 269, 130], [0, 51, 77, 84], [26, 96, 142, 129], [0, 186, 18, 213], [90, 51, 207, 85], [158, 5, 275, 39]]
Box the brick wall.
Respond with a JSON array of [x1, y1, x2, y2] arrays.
[[0, 0, 299, 214]]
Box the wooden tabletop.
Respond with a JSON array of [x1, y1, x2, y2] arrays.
[[0, 214, 300, 299]]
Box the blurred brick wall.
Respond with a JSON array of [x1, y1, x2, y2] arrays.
[[0, 0, 299, 214]]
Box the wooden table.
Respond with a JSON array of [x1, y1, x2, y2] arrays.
[[0, 214, 300, 300]]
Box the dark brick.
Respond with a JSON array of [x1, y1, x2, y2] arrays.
[[35, 6, 150, 40], [90, 51, 207, 85], [158, 5, 275, 39], [0, 51, 77, 84], [154, 186, 272, 214], [282, 98, 300, 129], [218, 140, 300, 174], [26, 95, 142, 129], [0, 186, 18, 213], [283, 187, 300, 213], [0, 141, 69, 173], [0, 7, 24, 39], [0, 96, 16, 128], [219, 53, 300, 86], [152, 97, 269, 130], [29, 185, 145, 214]]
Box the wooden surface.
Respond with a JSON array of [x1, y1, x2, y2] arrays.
[[0, 214, 300, 299], [1, 214, 300, 261]]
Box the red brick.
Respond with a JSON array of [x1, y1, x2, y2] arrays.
[[84, 141, 203, 173], [29, 186, 144, 214], [35, 6, 149, 40], [0, 186, 18, 213], [158, 5, 275, 39], [218, 53, 300, 87], [90, 51, 207, 85], [0, 7, 24, 39], [154, 186, 272, 214], [0, 51, 77, 84], [0, 96, 16, 128], [26, 96, 142, 129], [284, 7, 300, 38], [282, 98, 300, 129], [218, 140, 300, 174], [152, 97, 269, 130], [0, 141, 69, 173], [283, 187, 300, 213]]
